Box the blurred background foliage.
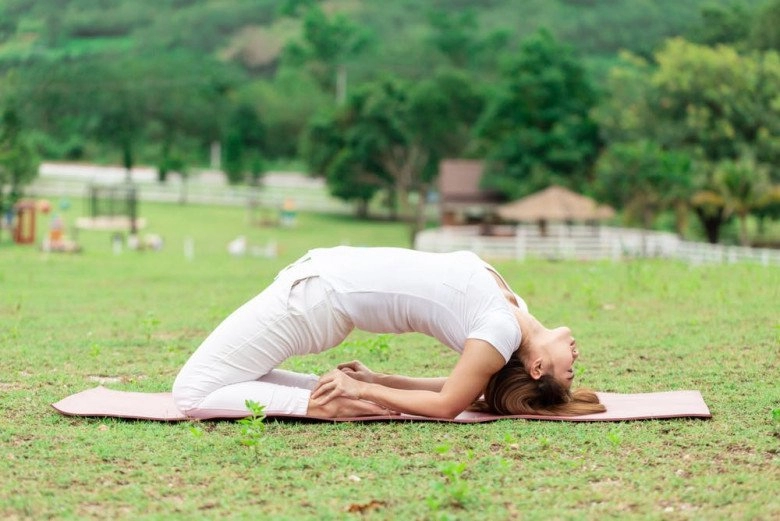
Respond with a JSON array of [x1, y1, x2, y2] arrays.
[[0, 0, 779, 244]]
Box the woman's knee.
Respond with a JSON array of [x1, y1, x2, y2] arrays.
[[171, 377, 204, 413]]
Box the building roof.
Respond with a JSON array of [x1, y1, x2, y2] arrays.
[[497, 185, 615, 222], [438, 160, 505, 204]]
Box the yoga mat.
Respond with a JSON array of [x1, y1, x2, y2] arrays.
[[52, 386, 711, 423]]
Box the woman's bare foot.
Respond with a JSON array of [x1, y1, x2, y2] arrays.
[[307, 396, 397, 418]]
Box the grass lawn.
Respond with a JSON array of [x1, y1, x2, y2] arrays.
[[1, 200, 778, 520]]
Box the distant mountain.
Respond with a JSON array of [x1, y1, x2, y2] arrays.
[[0, 0, 766, 80]]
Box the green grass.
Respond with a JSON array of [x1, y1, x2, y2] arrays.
[[1, 201, 779, 520]]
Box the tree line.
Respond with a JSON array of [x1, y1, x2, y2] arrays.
[[1, 0, 779, 245]]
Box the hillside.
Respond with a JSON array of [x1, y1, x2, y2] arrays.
[[0, 0, 768, 81]]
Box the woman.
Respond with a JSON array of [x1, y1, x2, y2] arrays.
[[172, 246, 605, 419]]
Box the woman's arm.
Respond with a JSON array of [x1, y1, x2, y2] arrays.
[[337, 360, 447, 392], [312, 339, 505, 419], [375, 374, 447, 392]]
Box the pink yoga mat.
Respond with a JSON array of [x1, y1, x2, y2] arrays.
[[52, 386, 711, 423]]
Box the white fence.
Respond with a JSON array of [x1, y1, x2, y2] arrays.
[[414, 224, 780, 267], [27, 165, 355, 215]]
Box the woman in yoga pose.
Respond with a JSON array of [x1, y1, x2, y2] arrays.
[[172, 246, 605, 419]]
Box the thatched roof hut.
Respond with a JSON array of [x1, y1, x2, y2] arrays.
[[497, 185, 615, 223]]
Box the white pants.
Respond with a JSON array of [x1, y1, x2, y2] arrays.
[[172, 259, 353, 417]]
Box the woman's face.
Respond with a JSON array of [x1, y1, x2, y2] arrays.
[[538, 326, 579, 389]]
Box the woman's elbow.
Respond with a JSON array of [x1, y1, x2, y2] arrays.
[[436, 402, 466, 419]]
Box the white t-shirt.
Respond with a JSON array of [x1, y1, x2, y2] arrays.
[[307, 247, 523, 362]]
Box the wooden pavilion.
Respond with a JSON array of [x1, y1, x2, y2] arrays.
[[497, 185, 615, 235]]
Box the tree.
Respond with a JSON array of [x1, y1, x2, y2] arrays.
[[302, 70, 484, 228], [591, 51, 657, 145], [358, 78, 432, 221], [426, 8, 479, 68], [142, 52, 234, 190], [325, 148, 387, 219], [595, 140, 692, 233], [0, 108, 39, 241], [593, 53, 696, 235], [595, 39, 780, 243], [691, 174, 730, 245], [19, 56, 147, 182], [301, 106, 388, 219], [14, 50, 239, 195], [94, 54, 239, 186], [281, 5, 372, 103], [94, 88, 146, 182], [476, 29, 601, 199], [425, 8, 509, 71], [754, 186, 780, 236], [223, 103, 266, 185], [751, 0, 780, 51], [350, 73, 484, 224], [13, 58, 111, 159], [690, 2, 753, 47], [237, 70, 330, 160], [651, 39, 780, 242], [713, 155, 771, 246], [278, 0, 317, 17], [411, 68, 485, 159]]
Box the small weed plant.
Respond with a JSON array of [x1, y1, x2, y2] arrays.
[[606, 427, 623, 447], [141, 311, 160, 344], [427, 444, 473, 515], [238, 400, 267, 464]]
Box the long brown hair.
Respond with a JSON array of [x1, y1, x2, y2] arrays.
[[472, 353, 606, 416]]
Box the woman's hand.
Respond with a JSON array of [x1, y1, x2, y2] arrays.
[[311, 369, 365, 404], [336, 360, 376, 383], [307, 396, 397, 418], [332, 339, 504, 419]]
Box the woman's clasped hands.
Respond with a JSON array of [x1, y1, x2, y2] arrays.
[[311, 360, 398, 415]]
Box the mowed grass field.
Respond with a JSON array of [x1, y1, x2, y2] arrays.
[[1, 200, 778, 520]]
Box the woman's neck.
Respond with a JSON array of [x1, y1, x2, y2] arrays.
[[515, 310, 543, 359]]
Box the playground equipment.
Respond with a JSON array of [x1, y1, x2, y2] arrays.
[[247, 196, 298, 228], [40, 198, 81, 253], [12, 200, 37, 244], [280, 197, 297, 227], [76, 183, 143, 232]]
